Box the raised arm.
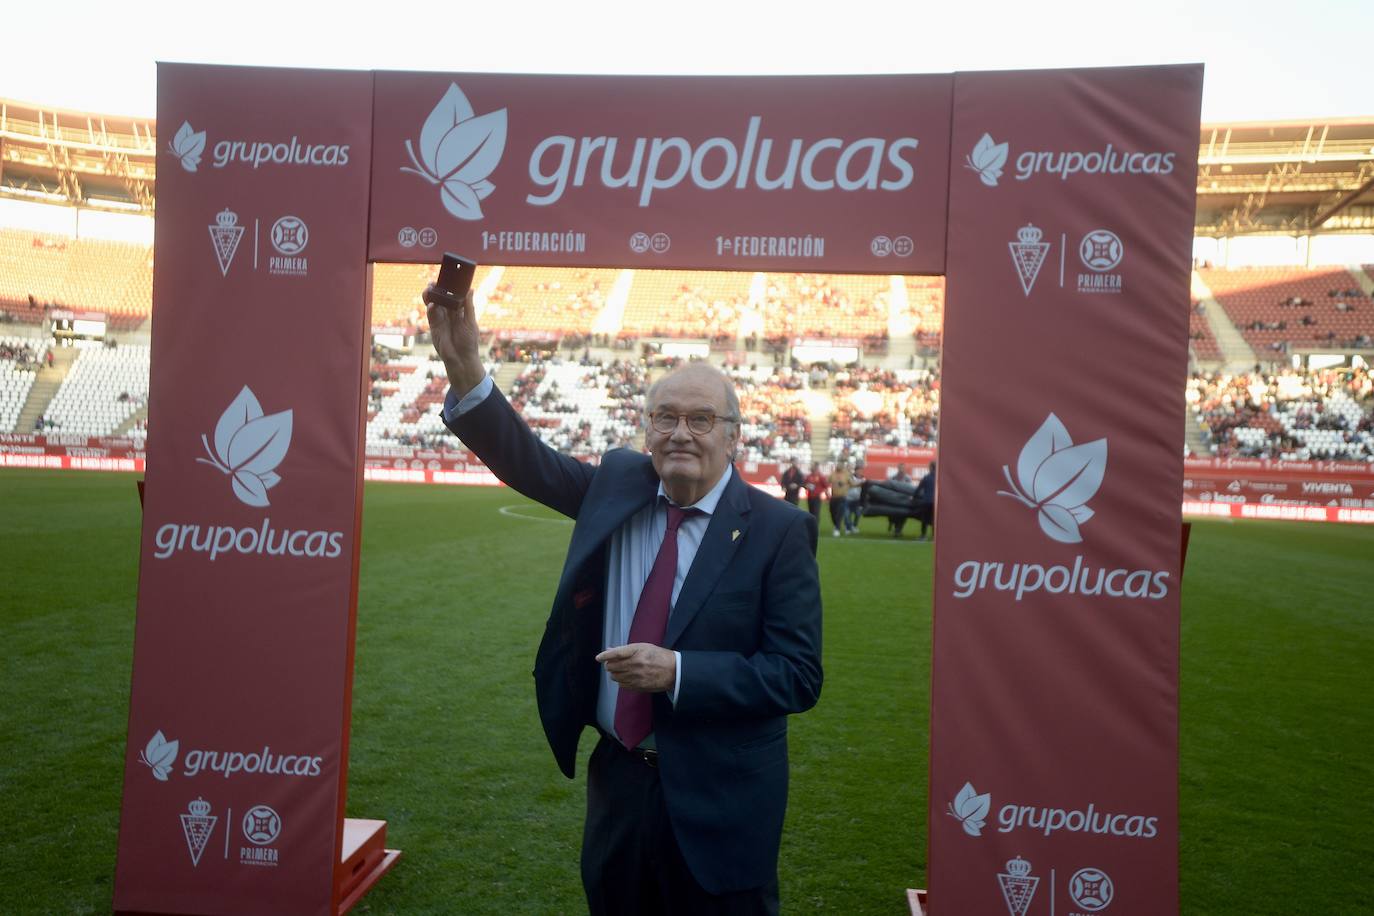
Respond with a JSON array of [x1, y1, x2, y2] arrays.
[[427, 289, 594, 517]]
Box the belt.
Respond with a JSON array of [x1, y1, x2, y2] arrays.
[[600, 730, 660, 768]]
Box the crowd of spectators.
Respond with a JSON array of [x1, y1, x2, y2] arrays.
[[830, 368, 939, 460], [1188, 366, 1374, 461], [761, 274, 889, 341], [630, 279, 745, 344], [508, 359, 649, 456], [725, 366, 813, 464], [1247, 289, 1374, 350], [1, 339, 47, 368]]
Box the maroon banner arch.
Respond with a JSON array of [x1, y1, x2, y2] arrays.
[[114, 62, 1202, 914]]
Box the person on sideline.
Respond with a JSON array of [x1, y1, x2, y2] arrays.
[[827, 461, 856, 536], [804, 465, 827, 525], [779, 458, 804, 506]]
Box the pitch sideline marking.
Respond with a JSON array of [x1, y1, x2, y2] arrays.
[[499, 503, 573, 525]]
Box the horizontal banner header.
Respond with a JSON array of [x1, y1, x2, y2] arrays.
[[369, 72, 952, 272]]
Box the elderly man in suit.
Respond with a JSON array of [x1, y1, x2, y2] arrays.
[[427, 288, 823, 916]]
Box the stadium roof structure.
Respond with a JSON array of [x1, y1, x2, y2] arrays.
[[1198, 118, 1374, 236], [3, 96, 1374, 236], [0, 99, 155, 212]]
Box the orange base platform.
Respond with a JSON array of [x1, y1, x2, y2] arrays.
[[336, 818, 400, 914]]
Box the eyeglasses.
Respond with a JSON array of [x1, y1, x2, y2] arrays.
[[648, 410, 737, 435]]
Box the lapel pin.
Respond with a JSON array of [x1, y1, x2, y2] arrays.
[[731, 530, 741, 542]]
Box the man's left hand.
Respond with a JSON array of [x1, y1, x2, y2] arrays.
[[596, 643, 675, 693]]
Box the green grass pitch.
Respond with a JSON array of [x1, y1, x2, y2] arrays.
[[0, 469, 1370, 914]]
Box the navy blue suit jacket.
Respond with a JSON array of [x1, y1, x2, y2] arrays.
[[446, 386, 823, 894]]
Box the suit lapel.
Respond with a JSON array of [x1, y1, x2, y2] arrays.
[[665, 469, 752, 647]]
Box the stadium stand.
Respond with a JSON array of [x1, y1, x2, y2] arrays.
[[0, 335, 49, 432], [621, 270, 751, 341], [1187, 367, 1374, 461], [483, 268, 617, 336], [1198, 266, 1374, 354], [365, 353, 505, 450], [505, 359, 646, 455], [0, 230, 152, 326], [725, 366, 813, 464], [761, 273, 890, 340], [369, 263, 512, 330], [40, 342, 149, 437], [907, 276, 945, 354], [829, 368, 939, 461], [1189, 302, 1223, 361], [369, 263, 440, 329]]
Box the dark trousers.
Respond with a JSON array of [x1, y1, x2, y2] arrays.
[[582, 736, 779, 916], [828, 499, 846, 531]]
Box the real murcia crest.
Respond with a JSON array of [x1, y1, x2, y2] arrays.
[[1008, 224, 1050, 296], [180, 797, 217, 867], [208, 209, 245, 277], [998, 857, 1040, 916]]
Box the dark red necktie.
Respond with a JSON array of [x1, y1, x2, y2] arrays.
[[615, 502, 698, 749]]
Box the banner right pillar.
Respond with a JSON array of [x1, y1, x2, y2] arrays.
[[929, 64, 1203, 915]]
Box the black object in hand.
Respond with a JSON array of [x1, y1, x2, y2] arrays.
[[428, 252, 476, 310]]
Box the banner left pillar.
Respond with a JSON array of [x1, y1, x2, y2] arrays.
[[113, 63, 390, 916]]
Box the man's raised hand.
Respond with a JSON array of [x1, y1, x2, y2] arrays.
[[425, 287, 486, 395]]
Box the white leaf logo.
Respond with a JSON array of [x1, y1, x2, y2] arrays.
[[138, 729, 179, 781], [402, 83, 508, 221], [946, 782, 991, 837], [168, 121, 207, 173], [964, 132, 1009, 187], [196, 386, 293, 507], [997, 413, 1107, 544]]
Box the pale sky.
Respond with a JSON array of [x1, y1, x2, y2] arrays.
[[3, 0, 1370, 123]]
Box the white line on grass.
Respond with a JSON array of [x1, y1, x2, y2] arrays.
[[499, 504, 573, 525]]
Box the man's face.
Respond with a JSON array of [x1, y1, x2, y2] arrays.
[[647, 369, 737, 499]]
